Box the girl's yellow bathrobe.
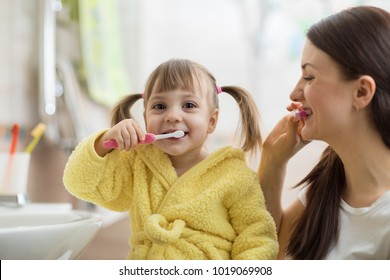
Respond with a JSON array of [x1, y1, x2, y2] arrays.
[[63, 132, 278, 260]]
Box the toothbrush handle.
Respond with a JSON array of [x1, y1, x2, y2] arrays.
[[103, 139, 119, 149], [103, 133, 156, 149], [10, 124, 20, 154]]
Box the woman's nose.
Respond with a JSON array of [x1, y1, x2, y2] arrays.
[[290, 82, 304, 102]]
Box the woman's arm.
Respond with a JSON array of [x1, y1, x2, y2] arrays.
[[258, 115, 307, 258], [258, 114, 306, 230], [258, 110, 309, 258], [258, 148, 287, 232], [277, 199, 305, 259]]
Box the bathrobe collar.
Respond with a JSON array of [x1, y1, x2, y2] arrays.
[[135, 144, 246, 191]]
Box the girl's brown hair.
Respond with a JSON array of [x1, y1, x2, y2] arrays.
[[288, 6, 390, 259], [111, 58, 262, 154]]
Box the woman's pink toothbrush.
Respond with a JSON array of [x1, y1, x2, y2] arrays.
[[293, 109, 308, 119], [103, 130, 185, 149]]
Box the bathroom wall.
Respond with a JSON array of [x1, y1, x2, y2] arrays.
[[0, 0, 85, 204]]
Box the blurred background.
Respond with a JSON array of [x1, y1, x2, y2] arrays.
[[1, 0, 389, 259]]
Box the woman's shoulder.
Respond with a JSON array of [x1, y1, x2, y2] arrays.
[[340, 190, 390, 215]]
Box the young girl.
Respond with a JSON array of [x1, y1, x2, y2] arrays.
[[63, 58, 278, 260]]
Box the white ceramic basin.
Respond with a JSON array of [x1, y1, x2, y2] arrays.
[[0, 204, 102, 260]]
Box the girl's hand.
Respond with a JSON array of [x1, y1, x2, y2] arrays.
[[95, 119, 145, 157]]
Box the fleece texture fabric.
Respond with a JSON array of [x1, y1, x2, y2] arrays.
[[63, 131, 278, 260]]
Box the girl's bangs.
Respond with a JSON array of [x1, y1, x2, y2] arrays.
[[146, 60, 213, 98], [154, 65, 198, 94]]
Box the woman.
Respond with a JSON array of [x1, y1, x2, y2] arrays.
[[258, 6, 390, 259]]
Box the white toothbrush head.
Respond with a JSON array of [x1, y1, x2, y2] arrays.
[[154, 130, 185, 140], [171, 130, 185, 138]]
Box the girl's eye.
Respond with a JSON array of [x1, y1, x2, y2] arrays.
[[152, 103, 166, 110], [303, 76, 314, 81], [183, 102, 197, 109]]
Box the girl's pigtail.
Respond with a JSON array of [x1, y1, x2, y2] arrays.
[[220, 86, 262, 154], [110, 93, 143, 126]]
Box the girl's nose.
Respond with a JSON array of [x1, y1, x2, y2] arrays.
[[164, 107, 183, 122]]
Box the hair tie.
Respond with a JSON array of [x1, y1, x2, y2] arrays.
[[216, 86, 222, 94], [141, 93, 144, 99]]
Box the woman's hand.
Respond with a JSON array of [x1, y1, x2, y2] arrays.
[[263, 102, 309, 165], [95, 119, 146, 157]]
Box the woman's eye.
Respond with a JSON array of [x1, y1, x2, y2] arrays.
[[152, 103, 166, 110], [183, 102, 197, 109], [303, 76, 314, 81]]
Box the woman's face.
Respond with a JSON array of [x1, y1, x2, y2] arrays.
[[290, 40, 357, 144]]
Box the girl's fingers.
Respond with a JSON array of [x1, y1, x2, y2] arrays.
[[132, 121, 146, 143], [105, 119, 144, 151], [121, 129, 131, 150], [122, 119, 147, 150], [124, 121, 138, 150]]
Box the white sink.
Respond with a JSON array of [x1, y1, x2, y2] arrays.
[[0, 203, 102, 260]]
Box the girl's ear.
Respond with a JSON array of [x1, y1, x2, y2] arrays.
[[207, 109, 219, 134], [353, 75, 376, 110]]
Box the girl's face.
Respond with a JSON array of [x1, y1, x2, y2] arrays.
[[290, 40, 358, 144], [144, 84, 218, 159]]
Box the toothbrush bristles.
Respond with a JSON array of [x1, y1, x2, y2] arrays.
[[173, 130, 185, 137]]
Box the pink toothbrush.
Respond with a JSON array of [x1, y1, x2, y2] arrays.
[[103, 130, 185, 149], [293, 109, 308, 119]]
